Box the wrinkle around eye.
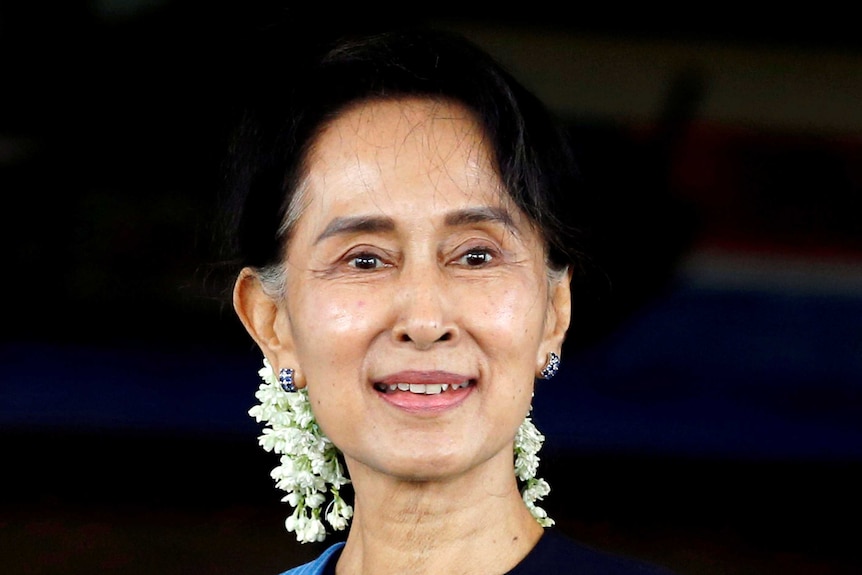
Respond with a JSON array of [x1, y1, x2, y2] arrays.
[[305, 248, 398, 280], [308, 264, 396, 282], [445, 234, 516, 268], [343, 246, 398, 270]]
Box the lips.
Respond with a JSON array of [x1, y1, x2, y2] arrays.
[[372, 370, 476, 396], [373, 380, 473, 395], [373, 371, 476, 412]]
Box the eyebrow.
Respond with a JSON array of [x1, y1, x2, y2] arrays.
[[444, 206, 516, 231], [314, 206, 518, 244], [315, 215, 396, 244]]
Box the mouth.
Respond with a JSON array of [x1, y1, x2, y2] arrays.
[[372, 380, 475, 395]]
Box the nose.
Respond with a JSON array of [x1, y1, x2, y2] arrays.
[[391, 266, 459, 349]]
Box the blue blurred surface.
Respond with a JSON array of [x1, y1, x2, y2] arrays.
[[533, 282, 862, 461]]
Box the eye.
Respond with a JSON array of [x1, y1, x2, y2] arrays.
[[457, 248, 494, 267], [348, 252, 386, 270]]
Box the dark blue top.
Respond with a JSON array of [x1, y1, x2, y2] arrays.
[[279, 528, 677, 574]]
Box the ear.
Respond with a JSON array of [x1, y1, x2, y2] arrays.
[[537, 267, 572, 370], [233, 268, 297, 374]]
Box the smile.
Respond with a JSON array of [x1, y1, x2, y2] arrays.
[[373, 380, 474, 395]]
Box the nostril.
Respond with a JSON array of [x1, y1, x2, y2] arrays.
[[395, 331, 453, 344]]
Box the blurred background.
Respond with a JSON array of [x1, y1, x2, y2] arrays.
[[1, 2, 860, 574]]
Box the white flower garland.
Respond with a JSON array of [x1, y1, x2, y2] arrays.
[[248, 359, 352, 543], [515, 410, 555, 527], [249, 358, 553, 542]]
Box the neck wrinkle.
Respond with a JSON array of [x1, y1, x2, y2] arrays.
[[335, 458, 544, 575]]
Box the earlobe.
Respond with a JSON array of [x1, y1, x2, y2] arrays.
[[233, 268, 295, 365]]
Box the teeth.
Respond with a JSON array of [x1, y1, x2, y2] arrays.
[[381, 381, 471, 394]]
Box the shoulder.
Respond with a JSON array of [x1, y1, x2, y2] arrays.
[[277, 542, 345, 575], [507, 528, 678, 575]]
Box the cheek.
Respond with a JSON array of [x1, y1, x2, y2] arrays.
[[474, 284, 545, 340], [296, 292, 379, 356], [300, 295, 377, 422]]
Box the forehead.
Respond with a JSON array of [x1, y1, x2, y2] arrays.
[[300, 97, 508, 210], [315, 97, 487, 153]]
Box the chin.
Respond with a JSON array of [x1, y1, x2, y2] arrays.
[[356, 450, 473, 484]]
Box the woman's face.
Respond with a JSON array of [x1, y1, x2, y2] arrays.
[[265, 98, 569, 482]]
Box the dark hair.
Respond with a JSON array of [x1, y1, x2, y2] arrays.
[[220, 26, 586, 278]]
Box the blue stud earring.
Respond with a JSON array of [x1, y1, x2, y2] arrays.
[[540, 352, 560, 380], [278, 368, 296, 392]]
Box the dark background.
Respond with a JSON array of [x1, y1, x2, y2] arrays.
[[2, 2, 861, 574]]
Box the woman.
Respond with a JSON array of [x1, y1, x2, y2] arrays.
[[223, 26, 676, 575]]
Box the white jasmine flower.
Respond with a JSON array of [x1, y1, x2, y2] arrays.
[[326, 492, 353, 530]]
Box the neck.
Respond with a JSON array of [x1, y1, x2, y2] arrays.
[[335, 455, 545, 575]]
